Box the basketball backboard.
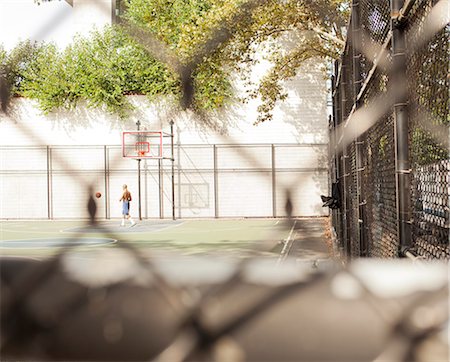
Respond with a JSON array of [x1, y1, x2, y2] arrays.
[[122, 131, 164, 159]]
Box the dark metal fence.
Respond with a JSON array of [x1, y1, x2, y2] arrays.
[[330, 0, 449, 260]]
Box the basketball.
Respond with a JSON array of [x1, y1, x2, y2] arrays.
[[95, 192, 101, 198]]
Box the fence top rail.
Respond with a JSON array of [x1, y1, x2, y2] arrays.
[[1, 143, 329, 150], [0, 145, 107, 150]]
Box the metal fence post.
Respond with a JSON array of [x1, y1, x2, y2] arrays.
[[170, 120, 176, 220], [136, 120, 142, 220], [331, 72, 339, 243], [333, 60, 343, 252], [340, 59, 351, 260], [158, 159, 163, 219], [391, 0, 412, 255], [351, 0, 368, 256], [177, 130, 181, 219], [213, 144, 218, 218], [104, 145, 109, 219], [272, 144, 276, 217], [46, 145, 52, 219]]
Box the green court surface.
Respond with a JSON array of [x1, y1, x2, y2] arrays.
[[0, 219, 291, 258]]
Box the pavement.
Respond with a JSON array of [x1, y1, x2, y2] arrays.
[[283, 218, 332, 266]]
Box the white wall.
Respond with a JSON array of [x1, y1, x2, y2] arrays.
[[0, 0, 330, 217], [0, 0, 74, 50], [0, 59, 328, 147], [73, 0, 114, 37], [0, 0, 115, 51]]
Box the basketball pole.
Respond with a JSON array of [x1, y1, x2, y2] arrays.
[[136, 120, 142, 221], [170, 120, 175, 220]]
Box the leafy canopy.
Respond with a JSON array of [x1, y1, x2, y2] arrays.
[[3, 0, 350, 121]]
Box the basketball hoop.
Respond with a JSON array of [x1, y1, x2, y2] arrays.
[[122, 131, 165, 159], [135, 141, 150, 158], [121, 125, 176, 220]]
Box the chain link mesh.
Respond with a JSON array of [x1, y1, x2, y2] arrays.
[[359, 0, 391, 77], [348, 141, 360, 257], [405, 1, 450, 260], [331, 0, 449, 260], [362, 114, 398, 258]]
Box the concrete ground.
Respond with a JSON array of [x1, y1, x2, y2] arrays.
[[278, 218, 332, 266]]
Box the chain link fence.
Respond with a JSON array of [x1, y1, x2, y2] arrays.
[[330, 0, 449, 260], [1, 144, 328, 219]]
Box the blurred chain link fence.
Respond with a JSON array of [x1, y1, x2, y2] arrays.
[[330, 0, 449, 260], [0, 1, 449, 361]]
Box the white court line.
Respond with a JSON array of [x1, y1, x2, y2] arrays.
[[0, 238, 118, 249], [60, 220, 186, 233], [277, 220, 297, 264]]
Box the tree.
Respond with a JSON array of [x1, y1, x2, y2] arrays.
[[123, 0, 349, 122], [5, 0, 350, 121]]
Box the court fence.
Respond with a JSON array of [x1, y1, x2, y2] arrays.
[[329, 0, 449, 260], [1, 143, 328, 220]]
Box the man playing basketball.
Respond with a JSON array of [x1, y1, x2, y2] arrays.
[[120, 184, 136, 227]]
